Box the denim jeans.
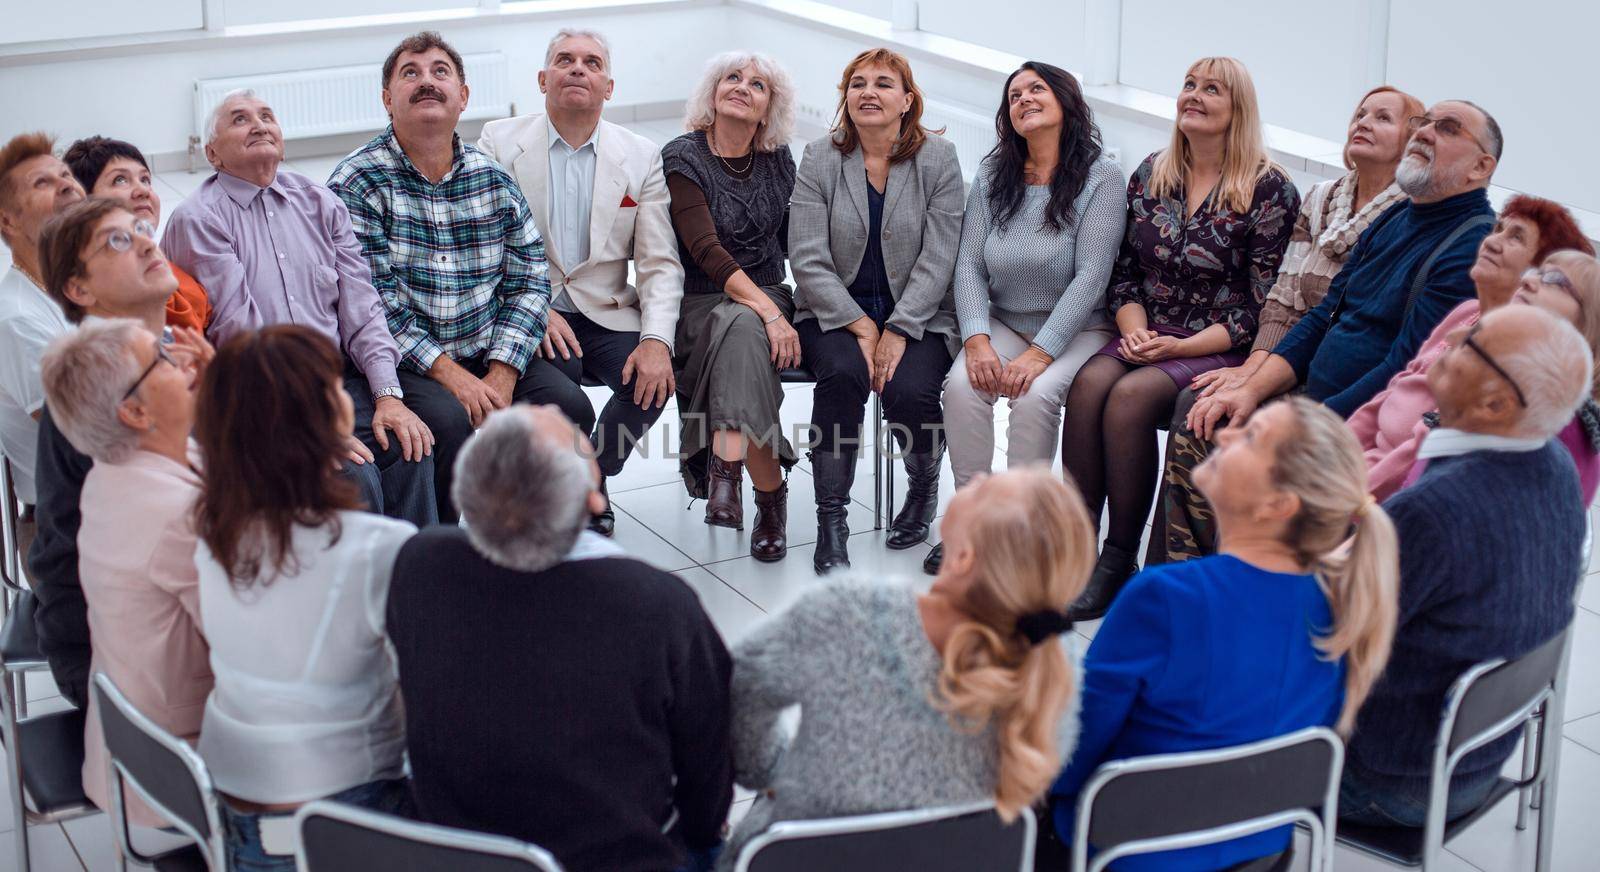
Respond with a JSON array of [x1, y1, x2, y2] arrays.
[[221, 777, 412, 872], [1338, 766, 1497, 828]]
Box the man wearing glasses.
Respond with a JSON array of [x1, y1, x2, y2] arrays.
[[1340, 304, 1590, 827], [164, 89, 436, 526]]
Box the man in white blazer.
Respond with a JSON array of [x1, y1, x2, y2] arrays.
[[477, 28, 684, 535]]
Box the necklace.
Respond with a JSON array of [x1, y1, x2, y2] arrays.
[[707, 126, 755, 175], [14, 261, 45, 291]]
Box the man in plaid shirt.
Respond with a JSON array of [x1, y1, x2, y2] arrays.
[[331, 31, 588, 522]]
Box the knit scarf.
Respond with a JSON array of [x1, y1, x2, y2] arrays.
[[1315, 173, 1407, 262]]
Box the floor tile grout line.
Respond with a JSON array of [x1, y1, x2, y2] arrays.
[[58, 822, 91, 872], [695, 561, 769, 615], [610, 502, 702, 572]]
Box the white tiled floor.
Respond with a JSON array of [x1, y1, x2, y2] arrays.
[[4, 125, 1599, 870]]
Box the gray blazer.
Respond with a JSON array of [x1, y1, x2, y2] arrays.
[[788, 134, 964, 351]]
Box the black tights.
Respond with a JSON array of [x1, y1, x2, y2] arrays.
[[1061, 355, 1181, 553]]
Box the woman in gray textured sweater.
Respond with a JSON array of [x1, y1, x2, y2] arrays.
[[720, 468, 1092, 868], [934, 62, 1125, 575]]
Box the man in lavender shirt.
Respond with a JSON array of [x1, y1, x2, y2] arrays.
[[163, 89, 436, 525]]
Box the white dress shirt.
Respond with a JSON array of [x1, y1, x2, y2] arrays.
[[547, 118, 599, 314], [195, 510, 416, 804], [0, 266, 71, 503], [1415, 427, 1546, 461]]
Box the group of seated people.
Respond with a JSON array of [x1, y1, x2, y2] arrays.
[[0, 22, 1593, 872]]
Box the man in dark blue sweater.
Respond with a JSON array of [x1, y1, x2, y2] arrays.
[[1341, 306, 1590, 826], [1192, 99, 1501, 430]]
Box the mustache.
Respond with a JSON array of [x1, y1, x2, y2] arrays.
[[411, 86, 446, 104]]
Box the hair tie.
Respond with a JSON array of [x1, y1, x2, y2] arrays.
[[1352, 494, 1377, 523], [1016, 610, 1074, 646]]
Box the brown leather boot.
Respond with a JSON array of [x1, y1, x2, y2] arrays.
[[705, 455, 745, 530], [750, 480, 789, 562]]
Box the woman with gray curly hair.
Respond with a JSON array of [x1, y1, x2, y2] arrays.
[[663, 50, 798, 563]]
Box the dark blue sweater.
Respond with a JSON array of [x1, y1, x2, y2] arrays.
[[1348, 441, 1583, 801], [1272, 188, 1493, 416]]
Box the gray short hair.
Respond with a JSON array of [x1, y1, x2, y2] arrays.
[[544, 28, 612, 69], [39, 319, 146, 463], [452, 407, 594, 573], [1496, 308, 1594, 439], [204, 88, 261, 146], [682, 51, 795, 154]]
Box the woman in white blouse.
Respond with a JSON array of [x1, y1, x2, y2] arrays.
[[191, 324, 417, 872]]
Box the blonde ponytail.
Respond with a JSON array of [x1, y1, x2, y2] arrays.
[[932, 469, 1095, 820], [1270, 398, 1400, 735]]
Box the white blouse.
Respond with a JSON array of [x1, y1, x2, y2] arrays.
[[195, 510, 416, 804]]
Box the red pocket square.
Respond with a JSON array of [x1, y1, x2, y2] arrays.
[[620, 194, 638, 207]]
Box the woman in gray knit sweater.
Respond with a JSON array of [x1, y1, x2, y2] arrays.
[[720, 468, 1093, 868]]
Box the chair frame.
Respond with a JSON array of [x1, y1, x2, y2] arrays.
[[292, 799, 564, 872], [731, 801, 1034, 872], [1337, 629, 1571, 872], [1072, 727, 1343, 872], [92, 672, 228, 870]]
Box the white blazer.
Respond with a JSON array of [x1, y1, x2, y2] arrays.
[[477, 114, 684, 348]]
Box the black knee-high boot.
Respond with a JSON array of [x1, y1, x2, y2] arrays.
[[810, 449, 856, 575], [886, 443, 944, 549]]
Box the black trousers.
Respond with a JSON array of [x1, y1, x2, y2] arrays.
[[399, 352, 595, 522], [521, 309, 669, 478], [344, 367, 439, 527], [796, 318, 953, 455]]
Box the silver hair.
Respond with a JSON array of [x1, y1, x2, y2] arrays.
[[544, 28, 612, 69], [1494, 308, 1594, 439], [39, 319, 147, 463], [204, 88, 263, 146], [682, 50, 796, 153], [452, 407, 594, 574]]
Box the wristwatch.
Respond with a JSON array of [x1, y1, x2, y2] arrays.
[[373, 386, 405, 402]]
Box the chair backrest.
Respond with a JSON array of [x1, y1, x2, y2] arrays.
[[1073, 727, 1342, 872], [294, 800, 564, 872], [1440, 628, 1569, 761], [1, 456, 22, 595], [733, 802, 1033, 872], [91, 673, 221, 850]]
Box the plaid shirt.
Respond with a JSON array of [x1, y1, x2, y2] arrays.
[[328, 127, 549, 373]]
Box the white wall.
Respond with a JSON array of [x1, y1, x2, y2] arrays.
[[1388, 0, 1599, 214], [3, 1, 203, 44], [812, 0, 892, 18], [919, 0, 1087, 72], [225, 0, 477, 28], [0, 6, 725, 161]]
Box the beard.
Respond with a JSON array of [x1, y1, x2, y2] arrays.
[[1396, 145, 1467, 200]]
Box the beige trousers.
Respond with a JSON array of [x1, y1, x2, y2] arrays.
[[942, 321, 1115, 488]]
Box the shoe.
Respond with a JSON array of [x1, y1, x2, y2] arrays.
[[750, 480, 789, 562], [706, 455, 745, 530], [1066, 542, 1139, 621], [922, 542, 943, 576], [886, 445, 944, 550], [588, 477, 615, 537], [810, 450, 856, 574]]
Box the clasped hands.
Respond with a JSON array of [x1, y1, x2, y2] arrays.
[[962, 335, 1053, 398]]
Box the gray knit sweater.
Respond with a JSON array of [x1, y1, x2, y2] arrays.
[[720, 577, 1083, 868], [953, 156, 1126, 359]]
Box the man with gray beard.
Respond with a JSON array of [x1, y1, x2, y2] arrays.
[[1189, 100, 1499, 425]]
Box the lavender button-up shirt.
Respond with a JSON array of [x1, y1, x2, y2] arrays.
[[162, 169, 401, 394]]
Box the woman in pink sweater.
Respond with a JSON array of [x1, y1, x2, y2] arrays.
[[1349, 196, 1595, 500]]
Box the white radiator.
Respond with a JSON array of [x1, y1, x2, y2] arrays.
[[192, 52, 513, 146]]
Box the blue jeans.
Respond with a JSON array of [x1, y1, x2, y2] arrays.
[[1339, 766, 1497, 827], [221, 777, 413, 872]]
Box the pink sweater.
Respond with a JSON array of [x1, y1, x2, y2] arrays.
[[1349, 300, 1482, 501]]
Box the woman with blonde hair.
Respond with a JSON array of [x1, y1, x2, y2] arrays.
[[1062, 56, 1299, 618], [721, 467, 1094, 868], [1047, 396, 1398, 870], [663, 50, 799, 561], [789, 47, 964, 573]]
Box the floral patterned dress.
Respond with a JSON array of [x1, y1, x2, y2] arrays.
[[1100, 152, 1300, 382]]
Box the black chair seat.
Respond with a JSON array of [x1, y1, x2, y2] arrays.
[[1, 590, 44, 668], [1335, 777, 1519, 865], [3, 706, 92, 816], [151, 843, 209, 872], [778, 367, 815, 383]]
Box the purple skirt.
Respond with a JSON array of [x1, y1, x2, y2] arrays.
[[1094, 324, 1247, 387]]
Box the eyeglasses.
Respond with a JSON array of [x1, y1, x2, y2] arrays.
[[95, 219, 158, 258], [122, 342, 178, 402], [1406, 114, 1494, 157], [1460, 322, 1527, 408]]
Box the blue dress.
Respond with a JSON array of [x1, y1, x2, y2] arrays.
[[1051, 555, 1345, 870]]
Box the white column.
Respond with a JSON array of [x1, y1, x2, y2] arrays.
[[202, 0, 226, 32], [1363, 0, 1391, 85], [890, 0, 919, 31], [1081, 0, 1121, 86]]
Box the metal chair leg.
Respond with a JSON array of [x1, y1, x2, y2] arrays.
[[1517, 716, 1539, 829], [871, 394, 883, 530], [3, 667, 32, 872]]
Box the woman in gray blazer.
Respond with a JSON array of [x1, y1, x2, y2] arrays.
[[789, 48, 964, 575]]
